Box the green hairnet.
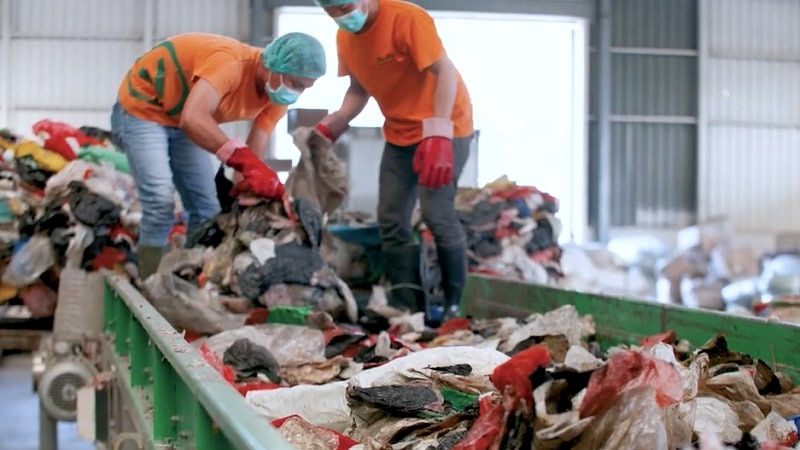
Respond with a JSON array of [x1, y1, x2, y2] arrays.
[[261, 32, 326, 79], [313, 0, 359, 6]]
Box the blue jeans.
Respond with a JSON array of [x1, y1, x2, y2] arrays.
[[110, 102, 220, 247]]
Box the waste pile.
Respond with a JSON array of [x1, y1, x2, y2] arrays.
[[448, 176, 562, 285], [187, 302, 800, 450], [0, 120, 139, 320], [654, 218, 800, 325], [325, 176, 565, 290], [140, 126, 357, 338]]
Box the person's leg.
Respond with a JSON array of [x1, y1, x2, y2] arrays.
[[377, 142, 424, 312], [419, 134, 474, 318], [110, 102, 176, 278], [167, 129, 221, 237]]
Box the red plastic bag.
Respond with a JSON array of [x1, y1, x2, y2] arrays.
[[236, 382, 280, 396], [199, 342, 236, 384], [640, 330, 677, 348], [491, 344, 551, 412], [454, 345, 552, 450], [32, 119, 103, 161], [452, 395, 506, 450], [579, 350, 683, 418]]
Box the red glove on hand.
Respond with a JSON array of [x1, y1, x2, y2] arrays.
[[307, 123, 337, 150], [413, 118, 454, 190], [216, 138, 284, 200]]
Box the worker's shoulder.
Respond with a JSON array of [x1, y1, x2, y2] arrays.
[[383, 0, 434, 20]]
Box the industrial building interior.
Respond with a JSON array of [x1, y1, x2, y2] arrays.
[[0, 0, 799, 449]]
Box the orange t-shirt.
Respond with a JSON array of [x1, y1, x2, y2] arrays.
[[336, 0, 473, 146], [117, 33, 286, 134]]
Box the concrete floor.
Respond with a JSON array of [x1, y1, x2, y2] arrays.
[[0, 352, 94, 450]]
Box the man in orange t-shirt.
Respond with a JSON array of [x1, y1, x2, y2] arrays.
[[111, 32, 326, 278], [311, 0, 474, 323]]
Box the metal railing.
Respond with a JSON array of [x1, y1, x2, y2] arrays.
[[103, 274, 296, 450]]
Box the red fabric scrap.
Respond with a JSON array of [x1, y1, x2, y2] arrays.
[[271, 415, 359, 450], [91, 246, 127, 271], [244, 308, 269, 325], [493, 228, 518, 240], [438, 318, 472, 336], [489, 186, 537, 201]]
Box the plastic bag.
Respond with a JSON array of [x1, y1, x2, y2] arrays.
[[204, 324, 327, 367], [694, 397, 743, 443], [272, 415, 359, 450], [579, 350, 683, 418], [248, 382, 351, 432], [1, 234, 55, 287], [574, 386, 668, 450], [750, 412, 799, 447], [141, 273, 247, 335]]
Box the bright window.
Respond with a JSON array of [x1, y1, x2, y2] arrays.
[[274, 7, 587, 243]]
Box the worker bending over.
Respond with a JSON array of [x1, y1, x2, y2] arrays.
[[311, 0, 475, 322], [111, 32, 326, 278]]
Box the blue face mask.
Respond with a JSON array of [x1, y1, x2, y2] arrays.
[[265, 74, 301, 105], [334, 2, 368, 33]]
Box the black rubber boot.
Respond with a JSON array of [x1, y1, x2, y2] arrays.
[[383, 245, 425, 314], [437, 243, 467, 321], [136, 246, 164, 281]]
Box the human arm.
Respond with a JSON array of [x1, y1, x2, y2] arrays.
[[180, 71, 282, 199], [318, 75, 370, 139], [177, 79, 231, 153], [429, 55, 459, 121], [402, 13, 458, 189]]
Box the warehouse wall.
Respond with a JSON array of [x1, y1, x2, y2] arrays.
[[698, 0, 800, 235], [589, 0, 698, 233], [0, 0, 251, 139]]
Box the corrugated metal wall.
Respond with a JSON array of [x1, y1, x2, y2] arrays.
[[590, 0, 698, 229], [0, 0, 250, 139], [698, 0, 800, 234]]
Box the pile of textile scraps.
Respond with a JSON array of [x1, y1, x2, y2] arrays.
[[227, 304, 800, 450], [447, 176, 562, 285], [0, 120, 139, 319]]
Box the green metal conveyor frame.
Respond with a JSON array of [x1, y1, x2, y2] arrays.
[[98, 272, 800, 448], [461, 274, 800, 383], [102, 274, 296, 450]]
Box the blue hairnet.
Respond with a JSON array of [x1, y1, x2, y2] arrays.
[[313, 0, 359, 6], [261, 32, 327, 79]]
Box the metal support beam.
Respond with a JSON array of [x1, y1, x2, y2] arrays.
[[249, 0, 273, 46], [0, 0, 11, 127], [594, 0, 612, 243]]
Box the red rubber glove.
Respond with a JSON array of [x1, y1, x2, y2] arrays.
[[413, 118, 454, 190], [216, 138, 284, 200], [307, 123, 337, 150]]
